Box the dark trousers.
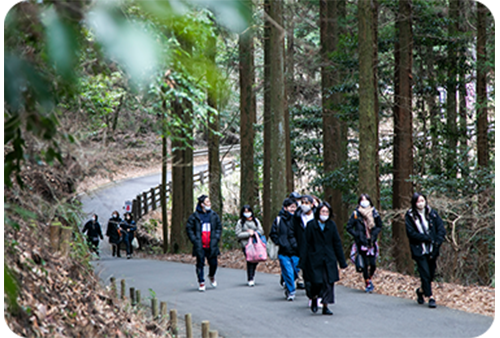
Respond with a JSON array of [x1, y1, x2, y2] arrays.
[[196, 248, 218, 283], [360, 251, 377, 281], [310, 263, 335, 305], [111, 243, 121, 257], [121, 232, 131, 255], [242, 248, 258, 281], [414, 254, 437, 297]]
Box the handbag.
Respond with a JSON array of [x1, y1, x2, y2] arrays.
[[131, 237, 139, 249], [350, 243, 364, 273], [246, 234, 268, 263], [267, 216, 280, 260]]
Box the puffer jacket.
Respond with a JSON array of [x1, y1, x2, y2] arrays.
[[346, 207, 383, 250], [235, 218, 264, 249], [186, 207, 222, 259], [405, 206, 446, 259], [269, 208, 298, 257]]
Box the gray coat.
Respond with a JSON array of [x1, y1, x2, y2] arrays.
[[235, 218, 264, 249]]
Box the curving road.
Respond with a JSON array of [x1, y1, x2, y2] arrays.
[[81, 172, 495, 338]]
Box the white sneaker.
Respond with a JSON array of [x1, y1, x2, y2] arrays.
[[308, 298, 323, 308], [199, 283, 206, 292], [248, 280, 255, 287], [209, 276, 217, 288]]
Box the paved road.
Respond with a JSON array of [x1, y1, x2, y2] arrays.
[[81, 172, 495, 338]]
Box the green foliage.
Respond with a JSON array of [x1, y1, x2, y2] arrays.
[[221, 213, 240, 251], [4, 266, 20, 315]]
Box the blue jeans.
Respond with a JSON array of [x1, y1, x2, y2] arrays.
[[278, 254, 300, 295]]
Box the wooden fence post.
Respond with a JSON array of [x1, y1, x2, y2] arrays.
[[185, 313, 193, 338], [160, 301, 167, 319], [209, 330, 219, 338], [136, 195, 142, 219], [110, 277, 116, 298], [59, 226, 72, 257], [170, 309, 178, 335], [151, 187, 157, 210], [151, 298, 158, 319], [132, 199, 138, 219], [49, 220, 61, 251], [130, 287, 135, 305], [135, 289, 141, 305], [202, 321, 210, 338], [142, 191, 148, 214], [120, 279, 126, 300]]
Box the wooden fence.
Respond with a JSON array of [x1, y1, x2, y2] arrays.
[[131, 160, 237, 220]]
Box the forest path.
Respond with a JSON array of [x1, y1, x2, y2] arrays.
[[81, 171, 494, 338]]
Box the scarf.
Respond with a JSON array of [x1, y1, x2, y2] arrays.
[[414, 209, 432, 254], [358, 206, 375, 238]]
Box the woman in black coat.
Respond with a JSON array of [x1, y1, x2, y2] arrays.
[[106, 211, 122, 257], [304, 202, 347, 315], [346, 193, 383, 293], [405, 192, 446, 308]]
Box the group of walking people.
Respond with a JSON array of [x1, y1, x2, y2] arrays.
[[185, 191, 446, 315], [82, 211, 137, 259]]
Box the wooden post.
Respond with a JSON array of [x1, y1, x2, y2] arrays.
[[130, 287, 135, 305], [110, 277, 116, 298], [170, 309, 178, 335], [120, 279, 126, 300], [143, 191, 148, 214], [59, 226, 72, 257], [136, 195, 142, 218], [135, 289, 141, 305], [132, 199, 139, 219], [202, 321, 210, 338], [185, 313, 193, 338], [49, 220, 61, 251], [199, 171, 204, 185], [151, 187, 157, 210], [209, 330, 219, 338], [151, 298, 158, 319], [160, 301, 167, 318]]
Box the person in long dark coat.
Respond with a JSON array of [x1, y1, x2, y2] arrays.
[[405, 192, 446, 308], [106, 211, 122, 257], [304, 202, 347, 315], [186, 194, 222, 292], [120, 212, 137, 259], [82, 214, 103, 256]]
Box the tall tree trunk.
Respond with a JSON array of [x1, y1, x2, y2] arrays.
[[269, 0, 287, 221], [446, 0, 459, 179], [239, 5, 256, 209], [320, 0, 346, 240], [161, 97, 169, 254], [426, 44, 441, 176], [171, 99, 185, 253], [183, 101, 194, 247], [284, 0, 294, 193], [392, 0, 414, 274], [207, 34, 222, 217], [476, 1, 489, 285], [358, 0, 379, 205], [262, 0, 272, 235]]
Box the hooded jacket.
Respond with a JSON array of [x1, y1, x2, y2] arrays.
[[83, 216, 103, 241], [405, 206, 446, 259]]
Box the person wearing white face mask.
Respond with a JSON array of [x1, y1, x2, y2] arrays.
[[293, 195, 315, 292], [186, 194, 222, 291], [235, 204, 264, 286], [304, 202, 347, 315], [346, 194, 383, 293], [405, 192, 446, 308]]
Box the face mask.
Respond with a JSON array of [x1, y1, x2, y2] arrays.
[[204, 205, 211, 211], [360, 200, 370, 208], [416, 202, 426, 210], [301, 204, 311, 213], [243, 212, 252, 219], [296, 201, 301, 207], [319, 215, 329, 222]]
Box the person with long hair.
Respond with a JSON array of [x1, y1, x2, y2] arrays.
[[235, 204, 264, 286], [346, 193, 383, 292], [405, 192, 446, 308], [304, 202, 347, 315]]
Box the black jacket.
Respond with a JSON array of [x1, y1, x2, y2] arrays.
[[269, 208, 298, 257], [304, 218, 347, 284], [186, 209, 222, 258], [405, 206, 446, 259], [83, 220, 103, 241], [293, 208, 314, 268], [346, 207, 383, 249], [120, 219, 137, 241], [106, 216, 122, 244]]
